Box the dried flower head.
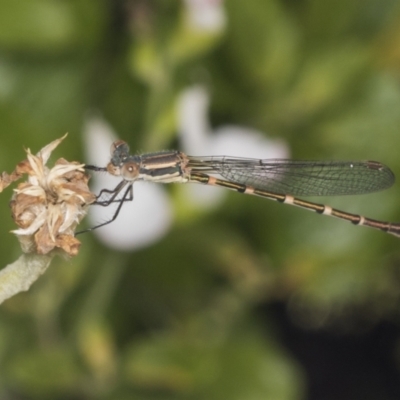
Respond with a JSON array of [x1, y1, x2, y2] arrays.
[[1, 134, 96, 256]]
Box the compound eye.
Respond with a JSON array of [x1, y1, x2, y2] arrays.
[[110, 140, 130, 156], [120, 161, 140, 180]]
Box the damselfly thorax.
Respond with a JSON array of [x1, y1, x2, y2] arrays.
[[81, 140, 400, 238]]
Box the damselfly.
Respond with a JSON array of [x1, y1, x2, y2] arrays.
[[83, 140, 400, 238]]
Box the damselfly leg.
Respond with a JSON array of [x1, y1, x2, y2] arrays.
[[76, 167, 134, 234], [81, 140, 400, 239]]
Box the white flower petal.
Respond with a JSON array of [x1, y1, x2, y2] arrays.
[[90, 181, 173, 251], [178, 85, 290, 207], [178, 85, 211, 154], [184, 0, 227, 32]]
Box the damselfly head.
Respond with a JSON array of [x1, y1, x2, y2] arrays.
[[106, 159, 140, 181], [110, 140, 130, 166]]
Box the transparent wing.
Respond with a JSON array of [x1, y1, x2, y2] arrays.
[[188, 157, 395, 196]]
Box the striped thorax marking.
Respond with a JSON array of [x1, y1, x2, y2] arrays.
[[82, 140, 400, 239]]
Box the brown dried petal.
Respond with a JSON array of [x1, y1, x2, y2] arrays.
[[56, 234, 81, 257], [15, 159, 34, 176], [58, 181, 96, 205], [11, 193, 45, 229], [0, 172, 18, 193], [0, 159, 34, 190], [34, 222, 82, 256], [37, 133, 68, 165], [34, 211, 64, 254], [5, 135, 95, 257], [50, 159, 96, 205]]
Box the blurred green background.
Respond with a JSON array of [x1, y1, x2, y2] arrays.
[[1, 0, 400, 399]]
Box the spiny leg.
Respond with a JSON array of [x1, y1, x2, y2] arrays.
[[76, 184, 133, 235], [95, 180, 131, 206]]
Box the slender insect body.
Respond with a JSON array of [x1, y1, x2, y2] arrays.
[[82, 140, 400, 238]]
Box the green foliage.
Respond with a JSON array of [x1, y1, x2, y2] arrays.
[[1, 0, 400, 398]]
